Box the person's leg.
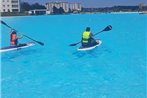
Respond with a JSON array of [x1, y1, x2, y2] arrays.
[[14, 39, 25, 46], [14, 39, 18, 46], [90, 38, 98, 46], [82, 43, 89, 48]]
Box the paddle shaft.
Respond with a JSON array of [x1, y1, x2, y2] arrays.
[[22, 34, 35, 41], [93, 30, 103, 36]]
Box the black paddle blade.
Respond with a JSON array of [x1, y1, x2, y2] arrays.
[[69, 42, 80, 46], [70, 43, 77, 46], [103, 25, 112, 31], [1, 20, 7, 25], [37, 41, 44, 46], [1, 20, 13, 29]]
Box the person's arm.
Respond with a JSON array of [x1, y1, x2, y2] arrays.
[[90, 32, 94, 37], [17, 35, 23, 39], [9, 30, 13, 35]]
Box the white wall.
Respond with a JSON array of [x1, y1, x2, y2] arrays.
[[0, 0, 20, 12], [46, 2, 81, 13]]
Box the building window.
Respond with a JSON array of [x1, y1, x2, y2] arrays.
[[3, 0, 5, 2], [3, 5, 5, 7], [3, 9, 5, 12], [12, 5, 18, 7], [7, 5, 10, 7], [8, 9, 10, 12], [12, 9, 18, 12], [7, 0, 9, 2], [11, 0, 18, 3]]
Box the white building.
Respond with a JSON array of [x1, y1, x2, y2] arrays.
[[69, 3, 82, 11], [61, 2, 69, 12], [0, 0, 20, 12], [46, 2, 69, 13], [46, 2, 82, 13], [28, 9, 47, 15]]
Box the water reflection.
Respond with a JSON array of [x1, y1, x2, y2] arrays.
[[1, 48, 37, 62], [72, 45, 112, 59]]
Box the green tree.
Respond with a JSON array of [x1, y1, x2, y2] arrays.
[[21, 2, 31, 11], [31, 3, 46, 10], [59, 7, 65, 14], [52, 6, 58, 14], [21, 2, 46, 12], [68, 8, 72, 13], [52, 6, 65, 14]]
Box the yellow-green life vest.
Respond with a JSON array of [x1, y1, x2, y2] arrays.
[[82, 31, 90, 43]]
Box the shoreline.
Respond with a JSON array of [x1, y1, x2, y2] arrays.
[[0, 11, 146, 17]]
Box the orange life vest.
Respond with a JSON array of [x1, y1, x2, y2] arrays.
[[10, 34, 17, 45]]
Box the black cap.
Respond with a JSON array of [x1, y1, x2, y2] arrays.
[[12, 31, 16, 34], [86, 27, 90, 31]]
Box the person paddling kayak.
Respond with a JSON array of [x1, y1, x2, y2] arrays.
[[81, 27, 98, 48], [10, 30, 23, 46]]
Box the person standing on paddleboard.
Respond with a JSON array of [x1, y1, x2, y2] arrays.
[[81, 27, 98, 47], [10, 30, 23, 46]]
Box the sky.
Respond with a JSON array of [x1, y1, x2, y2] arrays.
[[22, 0, 147, 8]]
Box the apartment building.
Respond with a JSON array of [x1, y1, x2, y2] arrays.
[[0, 0, 20, 12], [46, 2, 69, 13], [46, 2, 82, 13], [69, 3, 82, 11]]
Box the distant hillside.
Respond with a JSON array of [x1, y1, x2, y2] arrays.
[[82, 6, 147, 12]]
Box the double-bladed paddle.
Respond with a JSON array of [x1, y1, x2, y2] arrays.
[[0, 20, 44, 46], [69, 25, 112, 46]]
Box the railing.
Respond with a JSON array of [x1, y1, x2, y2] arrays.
[[11, 0, 18, 3]]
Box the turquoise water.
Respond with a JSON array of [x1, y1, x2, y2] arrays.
[[1, 13, 147, 98]]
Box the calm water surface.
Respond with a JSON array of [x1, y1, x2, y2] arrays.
[[1, 13, 147, 98]]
